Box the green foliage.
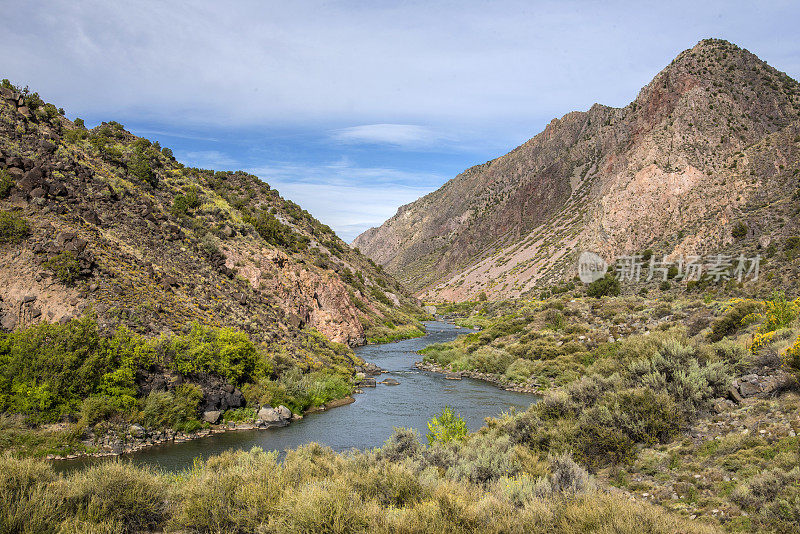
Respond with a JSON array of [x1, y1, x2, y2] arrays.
[[426, 406, 468, 445], [246, 210, 308, 252], [708, 299, 762, 341], [0, 169, 13, 198], [732, 221, 748, 238], [73, 117, 85, 129], [0, 211, 29, 245], [128, 147, 157, 187], [576, 388, 683, 469], [165, 323, 259, 385], [0, 318, 154, 424], [0, 432, 722, 533], [586, 274, 620, 298], [141, 385, 203, 432], [171, 195, 190, 216], [43, 251, 80, 285]]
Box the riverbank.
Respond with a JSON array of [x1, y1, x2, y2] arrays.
[[414, 361, 541, 393], [44, 395, 362, 462]]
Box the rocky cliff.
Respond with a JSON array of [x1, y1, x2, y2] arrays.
[[354, 39, 800, 300], [0, 81, 426, 352]]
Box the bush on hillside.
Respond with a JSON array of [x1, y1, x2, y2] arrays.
[[43, 251, 80, 285], [0, 211, 29, 245], [586, 274, 621, 298], [0, 169, 13, 198]]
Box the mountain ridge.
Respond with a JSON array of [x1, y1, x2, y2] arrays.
[[0, 79, 427, 351], [353, 39, 800, 300]]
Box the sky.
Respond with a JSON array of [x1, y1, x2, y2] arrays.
[[1, 1, 799, 241]]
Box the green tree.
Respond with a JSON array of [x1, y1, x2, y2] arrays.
[[426, 406, 467, 445], [129, 147, 157, 187], [586, 274, 621, 298]]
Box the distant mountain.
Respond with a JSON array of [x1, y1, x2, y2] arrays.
[[0, 80, 426, 351], [354, 39, 800, 300]]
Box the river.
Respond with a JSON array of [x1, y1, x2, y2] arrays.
[[55, 321, 535, 472]]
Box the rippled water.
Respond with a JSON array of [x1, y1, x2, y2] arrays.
[[55, 321, 535, 472]]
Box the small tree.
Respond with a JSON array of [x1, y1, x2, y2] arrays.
[[586, 274, 621, 298], [129, 147, 157, 187], [426, 406, 467, 445]]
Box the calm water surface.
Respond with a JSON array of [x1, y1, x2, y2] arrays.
[[56, 321, 535, 472]]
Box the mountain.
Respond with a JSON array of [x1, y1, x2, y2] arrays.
[[0, 80, 426, 350], [353, 39, 800, 301]]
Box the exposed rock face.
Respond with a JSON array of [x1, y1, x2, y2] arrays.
[[0, 83, 425, 350], [354, 39, 800, 300]]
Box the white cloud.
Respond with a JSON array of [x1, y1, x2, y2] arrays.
[[3, 1, 797, 131], [331, 124, 440, 147]]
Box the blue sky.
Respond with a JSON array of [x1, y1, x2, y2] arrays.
[[2, 1, 799, 241]]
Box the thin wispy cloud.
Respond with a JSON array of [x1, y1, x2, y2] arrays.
[[180, 150, 240, 169], [331, 124, 441, 148]]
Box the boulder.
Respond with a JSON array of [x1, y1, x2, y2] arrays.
[[445, 372, 462, 380], [362, 362, 383, 376], [202, 410, 222, 424], [1, 314, 17, 331], [360, 378, 376, 387], [276, 405, 292, 420], [739, 381, 760, 397], [257, 407, 282, 423], [129, 424, 145, 438], [381, 378, 400, 386]]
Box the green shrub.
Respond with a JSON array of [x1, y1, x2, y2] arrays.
[[576, 388, 683, 469], [129, 147, 157, 187], [246, 210, 308, 252], [708, 299, 762, 341], [0, 169, 13, 198], [141, 384, 202, 431], [0, 319, 154, 424], [0, 211, 29, 245], [505, 358, 537, 382], [43, 251, 80, 285], [166, 323, 259, 384], [586, 274, 621, 298], [732, 221, 748, 238], [171, 194, 190, 216], [58, 460, 169, 532], [427, 406, 468, 445]]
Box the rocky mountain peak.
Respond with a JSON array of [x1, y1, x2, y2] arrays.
[[353, 39, 800, 301]]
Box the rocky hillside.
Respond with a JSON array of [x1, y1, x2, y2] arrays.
[[0, 79, 426, 350], [354, 39, 800, 301]]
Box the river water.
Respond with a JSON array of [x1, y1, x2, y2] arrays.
[[55, 321, 535, 472]]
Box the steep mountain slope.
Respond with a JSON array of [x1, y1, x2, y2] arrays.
[[0, 80, 426, 350], [354, 39, 800, 300]]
